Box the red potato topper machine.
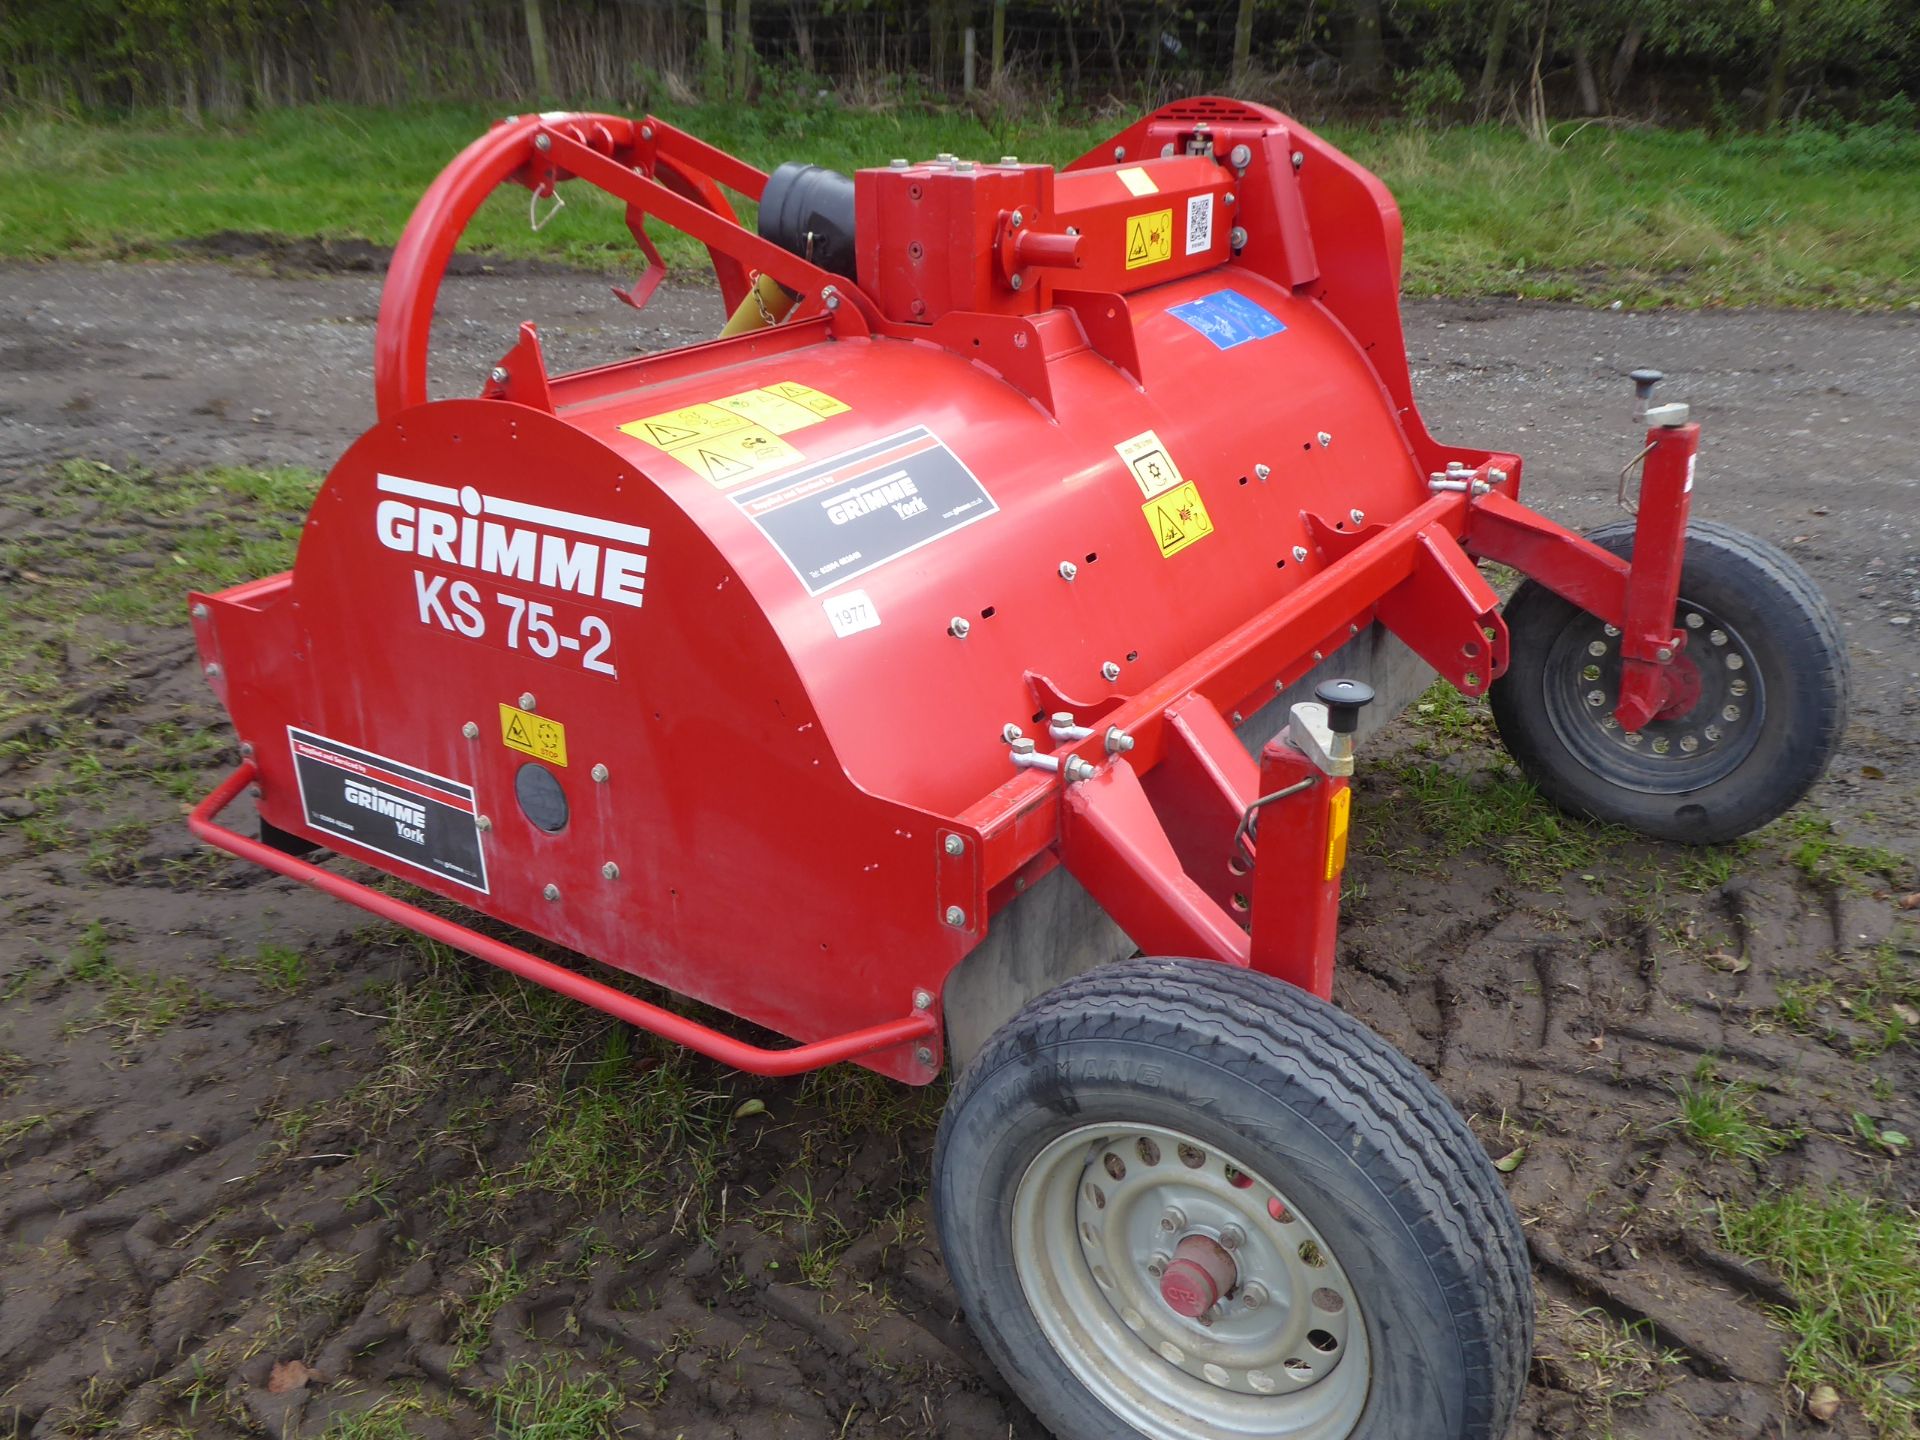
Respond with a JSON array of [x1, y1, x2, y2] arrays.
[[189, 99, 1847, 1440]]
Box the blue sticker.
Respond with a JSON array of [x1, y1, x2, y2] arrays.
[[1167, 289, 1286, 350]]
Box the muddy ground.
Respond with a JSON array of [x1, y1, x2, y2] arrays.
[[1, 258, 1917, 1440]]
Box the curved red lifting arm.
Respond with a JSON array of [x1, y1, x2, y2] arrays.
[[189, 764, 938, 1076]]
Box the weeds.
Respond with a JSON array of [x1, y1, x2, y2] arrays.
[[1375, 755, 1619, 889], [1774, 813, 1907, 893], [1536, 1298, 1684, 1426], [491, 1361, 623, 1440], [1673, 1057, 1798, 1163], [1720, 1188, 1920, 1434]]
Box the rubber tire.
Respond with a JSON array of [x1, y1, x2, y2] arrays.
[[1489, 520, 1848, 844], [933, 957, 1532, 1440]]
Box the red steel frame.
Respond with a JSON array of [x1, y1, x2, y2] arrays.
[[191, 104, 1705, 1075]]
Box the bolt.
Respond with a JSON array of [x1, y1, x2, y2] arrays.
[[914, 988, 935, 1010], [1254, 463, 1271, 480], [1656, 646, 1674, 662], [1058, 560, 1077, 580], [204, 662, 222, 678], [543, 883, 561, 901], [1242, 1280, 1270, 1311], [534, 133, 551, 152], [1009, 273, 1024, 291], [1105, 726, 1135, 754], [1350, 508, 1365, 525], [1318, 431, 1333, 447], [822, 287, 840, 310], [1065, 756, 1099, 783], [1224, 191, 1236, 206], [1229, 143, 1252, 168], [944, 905, 967, 928], [477, 814, 493, 832], [1291, 150, 1305, 169], [1000, 154, 1018, 165], [1101, 660, 1122, 683], [1231, 711, 1244, 725], [942, 835, 966, 859], [949, 616, 971, 638], [890, 157, 909, 168], [1488, 467, 1509, 484], [1292, 545, 1309, 563], [1113, 145, 1127, 161], [1229, 225, 1248, 250], [462, 720, 480, 739], [1010, 210, 1024, 228], [518, 692, 537, 711], [1220, 1224, 1247, 1251], [489, 365, 510, 385], [239, 741, 255, 758], [915, 1045, 936, 1068], [1010, 738, 1037, 756], [601, 861, 620, 880], [1147, 1253, 1171, 1277], [1002, 722, 1024, 744], [190, 602, 210, 621], [1159, 1206, 1188, 1234]]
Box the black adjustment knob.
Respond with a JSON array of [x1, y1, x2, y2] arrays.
[[1314, 678, 1376, 735], [1629, 367, 1665, 401]]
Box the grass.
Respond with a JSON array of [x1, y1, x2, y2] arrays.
[[1772, 812, 1909, 894], [491, 1361, 624, 1440], [1673, 1056, 1799, 1163], [1720, 1188, 1920, 1434], [1375, 752, 1620, 889], [4, 101, 1920, 307]]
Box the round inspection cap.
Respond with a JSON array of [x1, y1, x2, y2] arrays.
[[1314, 678, 1377, 733], [515, 762, 569, 833]]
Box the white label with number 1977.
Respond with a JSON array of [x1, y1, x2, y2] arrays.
[[823, 588, 881, 638]]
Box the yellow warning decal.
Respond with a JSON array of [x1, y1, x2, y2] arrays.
[[1116, 165, 1159, 197], [499, 702, 567, 767], [620, 402, 746, 449], [1324, 785, 1352, 880], [674, 425, 806, 487], [1114, 429, 1185, 499], [619, 380, 847, 489], [1142, 480, 1214, 559], [1125, 208, 1174, 270]]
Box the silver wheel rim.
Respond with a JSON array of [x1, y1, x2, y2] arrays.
[[1011, 1123, 1371, 1439]]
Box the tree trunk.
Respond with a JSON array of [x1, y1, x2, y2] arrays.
[[1343, 0, 1385, 95], [522, 0, 554, 97], [1476, 0, 1514, 121], [704, 0, 725, 99], [731, 0, 752, 100], [992, 0, 1007, 86], [1232, 0, 1255, 89], [1572, 36, 1601, 115], [1608, 21, 1644, 99], [1763, 0, 1801, 127]]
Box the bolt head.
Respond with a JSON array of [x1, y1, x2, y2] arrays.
[[239, 741, 255, 758], [1065, 757, 1098, 782], [1291, 150, 1305, 168], [477, 814, 492, 832], [1318, 431, 1333, 447], [1293, 545, 1309, 563], [915, 1045, 936, 1068], [1058, 560, 1077, 580], [1009, 273, 1024, 291], [1254, 463, 1272, 480], [204, 662, 222, 678], [1350, 508, 1366, 526], [1101, 660, 1122, 683], [1229, 226, 1248, 250], [1010, 737, 1037, 755], [823, 288, 841, 310], [944, 905, 967, 928], [1242, 1280, 1270, 1310], [1113, 145, 1127, 161], [542, 883, 561, 901], [640, 124, 654, 141], [190, 602, 210, 621], [1656, 646, 1674, 662], [943, 833, 965, 856], [462, 721, 480, 740], [913, 988, 935, 1010], [1220, 1224, 1246, 1251], [518, 692, 537, 711], [1010, 210, 1024, 228], [591, 762, 610, 783], [534, 133, 551, 151], [601, 861, 620, 880], [1229, 143, 1252, 168], [949, 616, 971, 638], [489, 365, 510, 385]]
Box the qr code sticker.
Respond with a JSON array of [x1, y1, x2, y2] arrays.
[[1185, 193, 1214, 256]]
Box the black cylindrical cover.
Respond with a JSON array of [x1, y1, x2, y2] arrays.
[[758, 162, 859, 280]]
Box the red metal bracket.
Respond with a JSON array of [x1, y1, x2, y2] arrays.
[[1615, 422, 1699, 729], [481, 322, 555, 413], [1374, 525, 1508, 697], [1245, 739, 1346, 999], [189, 764, 937, 1077]]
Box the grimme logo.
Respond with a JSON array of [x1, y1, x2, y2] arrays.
[[372, 473, 650, 608]]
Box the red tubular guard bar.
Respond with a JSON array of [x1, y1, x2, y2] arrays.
[[189, 764, 938, 1075]]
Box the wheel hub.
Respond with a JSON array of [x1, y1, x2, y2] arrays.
[[1543, 600, 1766, 794], [1013, 1122, 1370, 1438]]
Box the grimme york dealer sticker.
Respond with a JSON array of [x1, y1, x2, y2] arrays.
[[288, 728, 488, 892], [730, 427, 998, 595]]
